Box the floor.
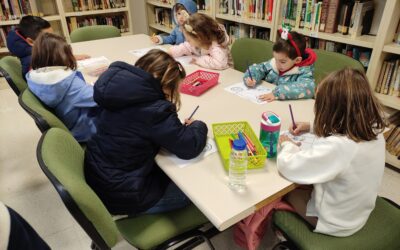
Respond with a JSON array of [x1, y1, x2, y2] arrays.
[[0, 78, 399, 250]]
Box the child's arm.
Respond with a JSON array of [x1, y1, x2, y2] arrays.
[[193, 46, 229, 70], [169, 41, 195, 58], [277, 137, 351, 184], [243, 61, 272, 87], [160, 28, 179, 45], [272, 70, 315, 100], [150, 107, 208, 160], [73, 72, 97, 108]]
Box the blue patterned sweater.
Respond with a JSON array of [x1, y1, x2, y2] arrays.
[[243, 48, 317, 100]]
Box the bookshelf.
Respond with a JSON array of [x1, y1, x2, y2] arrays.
[[146, 0, 174, 35], [0, 0, 133, 52]]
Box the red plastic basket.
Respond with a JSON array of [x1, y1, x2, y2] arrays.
[[180, 70, 220, 96]]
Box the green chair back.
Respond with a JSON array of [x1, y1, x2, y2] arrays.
[[314, 49, 365, 85], [231, 38, 274, 72], [37, 128, 120, 249], [18, 89, 69, 133], [38, 128, 215, 250], [273, 197, 400, 250], [0, 56, 27, 95], [70, 25, 121, 43]]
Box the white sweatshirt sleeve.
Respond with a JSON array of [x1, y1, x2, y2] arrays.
[[277, 137, 355, 184]]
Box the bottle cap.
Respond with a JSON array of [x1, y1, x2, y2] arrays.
[[268, 114, 280, 124], [232, 138, 246, 151]]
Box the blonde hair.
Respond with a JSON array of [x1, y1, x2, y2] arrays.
[[134, 49, 186, 110], [183, 13, 226, 48], [314, 68, 386, 142]]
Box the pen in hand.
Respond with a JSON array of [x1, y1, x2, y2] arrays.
[[289, 104, 297, 130], [185, 105, 199, 125]]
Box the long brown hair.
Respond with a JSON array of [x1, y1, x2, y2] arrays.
[[183, 13, 226, 48], [31, 32, 76, 70], [135, 49, 186, 110], [314, 68, 386, 142]]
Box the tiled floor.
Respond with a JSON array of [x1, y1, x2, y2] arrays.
[[0, 79, 399, 250]]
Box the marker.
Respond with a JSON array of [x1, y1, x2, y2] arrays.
[[246, 60, 253, 81], [289, 104, 297, 130], [187, 105, 199, 120]]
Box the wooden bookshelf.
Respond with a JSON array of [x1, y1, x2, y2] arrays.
[[216, 13, 273, 29], [146, 0, 175, 34], [0, 0, 133, 51], [386, 150, 400, 169], [147, 0, 173, 9], [383, 43, 400, 55], [149, 23, 173, 33]]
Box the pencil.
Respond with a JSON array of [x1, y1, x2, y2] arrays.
[[289, 104, 297, 130], [152, 33, 156, 37], [246, 60, 253, 81], [187, 105, 199, 120]]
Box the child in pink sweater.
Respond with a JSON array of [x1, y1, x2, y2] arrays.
[[169, 13, 233, 70]]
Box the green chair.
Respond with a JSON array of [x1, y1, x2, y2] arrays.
[[272, 197, 400, 250], [37, 128, 217, 250], [313, 49, 365, 85], [70, 25, 121, 43], [231, 38, 274, 73], [18, 89, 69, 133], [0, 56, 27, 95]]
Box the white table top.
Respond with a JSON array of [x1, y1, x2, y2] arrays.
[[71, 34, 315, 231]]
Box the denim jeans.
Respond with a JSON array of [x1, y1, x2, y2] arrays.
[[143, 182, 191, 214]]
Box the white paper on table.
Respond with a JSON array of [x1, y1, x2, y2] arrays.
[[77, 56, 111, 80], [159, 138, 217, 168], [280, 130, 317, 150], [128, 46, 167, 57], [175, 55, 193, 65], [224, 82, 272, 104]]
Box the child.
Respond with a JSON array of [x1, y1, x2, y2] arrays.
[[277, 68, 386, 236], [6, 15, 89, 80], [26, 33, 98, 143], [169, 13, 233, 70], [84, 49, 208, 215], [243, 29, 316, 102], [150, 0, 197, 45]]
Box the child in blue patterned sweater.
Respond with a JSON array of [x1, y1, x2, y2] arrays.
[[243, 29, 316, 102]]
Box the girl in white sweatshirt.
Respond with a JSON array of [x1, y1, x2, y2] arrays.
[[277, 68, 386, 237]]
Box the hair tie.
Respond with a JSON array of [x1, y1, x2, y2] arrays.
[[184, 23, 197, 35], [181, 10, 190, 21], [278, 26, 301, 58]]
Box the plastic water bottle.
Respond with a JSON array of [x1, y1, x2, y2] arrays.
[[260, 111, 281, 158], [229, 138, 248, 191]]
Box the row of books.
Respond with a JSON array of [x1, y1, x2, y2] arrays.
[[67, 14, 128, 33], [306, 37, 371, 67], [0, 0, 43, 20], [64, 0, 126, 12], [283, 0, 374, 37], [194, 0, 212, 11], [154, 7, 173, 29], [224, 22, 270, 44], [375, 58, 400, 97], [384, 112, 400, 159], [218, 0, 274, 21]]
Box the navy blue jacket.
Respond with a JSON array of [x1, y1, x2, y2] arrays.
[[84, 61, 208, 215], [6, 29, 32, 79]]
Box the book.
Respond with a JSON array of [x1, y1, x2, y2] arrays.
[[376, 62, 388, 93], [382, 61, 395, 95], [389, 60, 400, 96], [349, 1, 374, 38], [318, 0, 329, 32], [325, 0, 341, 33]]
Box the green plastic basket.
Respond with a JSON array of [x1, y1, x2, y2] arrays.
[[212, 121, 267, 171]]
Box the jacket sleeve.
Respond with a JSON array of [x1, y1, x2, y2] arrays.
[[272, 69, 315, 100], [73, 73, 98, 108], [161, 27, 178, 45], [169, 41, 195, 57], [243, 61, 273, 86], [194, 45, 229, 70], [277, 138, 351, 184], [150, 107, 208, 160]]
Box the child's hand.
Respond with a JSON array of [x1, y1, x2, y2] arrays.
[[289, 122, 311, 135], [75, 54, 90, 60], [245, 77, 256, 87], [279, 135, 301, 147], [184, 118, 195, 126], [150, 36, 159, 43], [258, 92, 275, 102]]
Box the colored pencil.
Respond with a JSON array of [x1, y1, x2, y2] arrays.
[[188, 105, 199, 120], [289, 104, 297, 130], [246, 60, 253, 81]]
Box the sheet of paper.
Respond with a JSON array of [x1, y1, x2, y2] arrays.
[[78, 56, 111, 84], [281, 131, 317, 150], [160, 138, 217, 168], [128, 46, 167, 57], [175, 55, 193, 65], [77, 56, 110, 68], [224, 82, 272, 104]]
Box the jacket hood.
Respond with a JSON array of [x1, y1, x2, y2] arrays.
[[298, 48, 317, 67], [172, 0, 198, 25], [26, 71, 81, 107], [94, 61, 164, 110], [6, 29, 32, 58]]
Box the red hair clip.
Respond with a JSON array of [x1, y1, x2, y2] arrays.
[[278, 28, 301, 58]]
